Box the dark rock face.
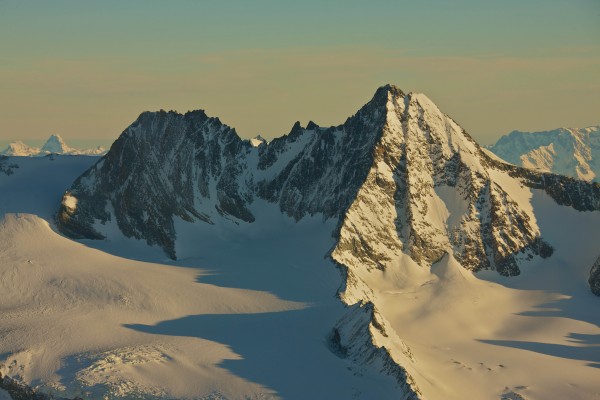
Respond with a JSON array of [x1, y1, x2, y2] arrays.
[[57, 110, 254, 259], [257, 85, 390, 220], [590, 256, 600, 296]]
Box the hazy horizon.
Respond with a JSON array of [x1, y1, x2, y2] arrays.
[[1, 1, 599, 147], [1, 109, 599, 152]]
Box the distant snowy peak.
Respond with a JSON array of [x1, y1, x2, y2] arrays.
[[41, 134, 72, 154], [1, 134, 108, 157], [70, 145, 108, 156], [41, 134, 107, 155], [488, 126, 600, 181], [249, 134, 266, 147], [0, 141, 40, 156]]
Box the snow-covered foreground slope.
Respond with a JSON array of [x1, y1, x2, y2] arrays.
[[488, 126, 600, 181], [0, 157, 400, 399]]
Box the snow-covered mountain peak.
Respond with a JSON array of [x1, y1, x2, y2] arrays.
[[249, 134, 266, 147], [0, 140, 40, 156], [375, 83, 406, 99], [41, 134, 71, 154], [329, 86, 556, 280], [57, 86, 600, 298], [489, 125, 600, 181]]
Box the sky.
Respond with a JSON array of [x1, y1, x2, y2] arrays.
[[0, 0, 598, 148]]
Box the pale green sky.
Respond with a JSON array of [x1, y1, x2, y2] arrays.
[[0, 0, 598, 148]]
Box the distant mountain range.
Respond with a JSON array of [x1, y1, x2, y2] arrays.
[[487, 126, 600, 181], [0, 134, 107, 156]]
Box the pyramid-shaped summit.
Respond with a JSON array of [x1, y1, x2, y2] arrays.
[[40, 134, 72, 154]]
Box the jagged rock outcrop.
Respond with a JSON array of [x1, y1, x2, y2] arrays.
[[256, 88, 389, 220], [590, 256, 600, 296], [58, 110, 254, 258], [329, 302, 421, 400]]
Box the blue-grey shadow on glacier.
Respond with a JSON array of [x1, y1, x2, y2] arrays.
[[124, 304, 396, 400]]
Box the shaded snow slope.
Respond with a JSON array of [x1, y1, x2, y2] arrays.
[[0, 156, 100, 218], [488, 126, 600, 181], [0, 213, 297, 399]]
